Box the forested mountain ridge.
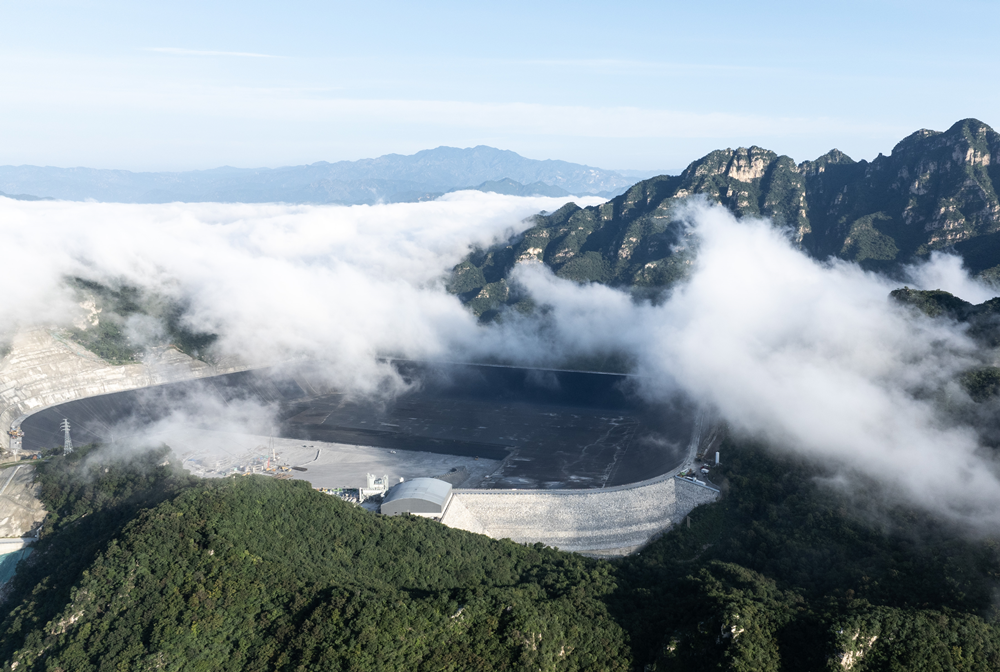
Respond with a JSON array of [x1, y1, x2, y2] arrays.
[[6, 443, 1000, 671], [451, 119, 1000, 317]]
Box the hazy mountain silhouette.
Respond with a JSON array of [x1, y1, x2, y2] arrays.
[[0, 146, 645, 204]]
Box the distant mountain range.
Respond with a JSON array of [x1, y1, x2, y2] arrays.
[[0, 191, 50, 201], [0, 146, 659, 204], [450, 119, 1000, 318]]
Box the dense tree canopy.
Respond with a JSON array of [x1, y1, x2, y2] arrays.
[[2, 441, 1000, 671]]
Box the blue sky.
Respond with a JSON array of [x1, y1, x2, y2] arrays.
[[1, 0, 997, 171]]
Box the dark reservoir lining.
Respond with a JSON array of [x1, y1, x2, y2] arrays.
[[18, 361, 694, 489]]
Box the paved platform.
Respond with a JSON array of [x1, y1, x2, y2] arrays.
[[152, 428, 501, 489]]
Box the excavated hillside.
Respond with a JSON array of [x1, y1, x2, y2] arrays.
[[451, 118, 1000, 317]]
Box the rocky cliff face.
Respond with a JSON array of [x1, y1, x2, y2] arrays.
[[803, 119, 1000, 265], [452, 119, 1000, 317]]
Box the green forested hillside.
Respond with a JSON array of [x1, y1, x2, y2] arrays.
[[65, 277, 218, 363], [888, 287, 1000, 404], [3, 443, 1000, 671], [452, 119, 1000, 317], [0, 446, 627, 671]]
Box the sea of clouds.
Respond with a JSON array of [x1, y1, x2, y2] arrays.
[[3, 192, 1000, 526]]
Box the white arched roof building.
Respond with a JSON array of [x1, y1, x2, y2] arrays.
[[380, 478, 453, 518]]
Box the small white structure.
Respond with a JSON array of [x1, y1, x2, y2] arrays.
[[360, 473, 390, 499]]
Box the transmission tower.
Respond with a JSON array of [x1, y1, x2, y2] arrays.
[[60, 419, 73, 455]]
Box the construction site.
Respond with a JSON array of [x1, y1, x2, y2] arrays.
[[0, 328, 722, 561]]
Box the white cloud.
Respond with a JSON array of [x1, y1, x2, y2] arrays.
[[5, 194, 1000, 527], [494, 204, 1000, 526], [904, 251, 997, 304], [0, 56, 901, 140], [0, 192, 603, 392]]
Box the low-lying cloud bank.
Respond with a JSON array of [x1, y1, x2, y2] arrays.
[[0, 191, 603, 391], [504, 204, 1000, 526], [4, 193, 1000, 527]]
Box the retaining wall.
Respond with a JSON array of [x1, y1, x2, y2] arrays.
[[442, 475, 720, 556]]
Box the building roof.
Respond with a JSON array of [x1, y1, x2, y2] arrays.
[[381, 477, 453, 516]]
